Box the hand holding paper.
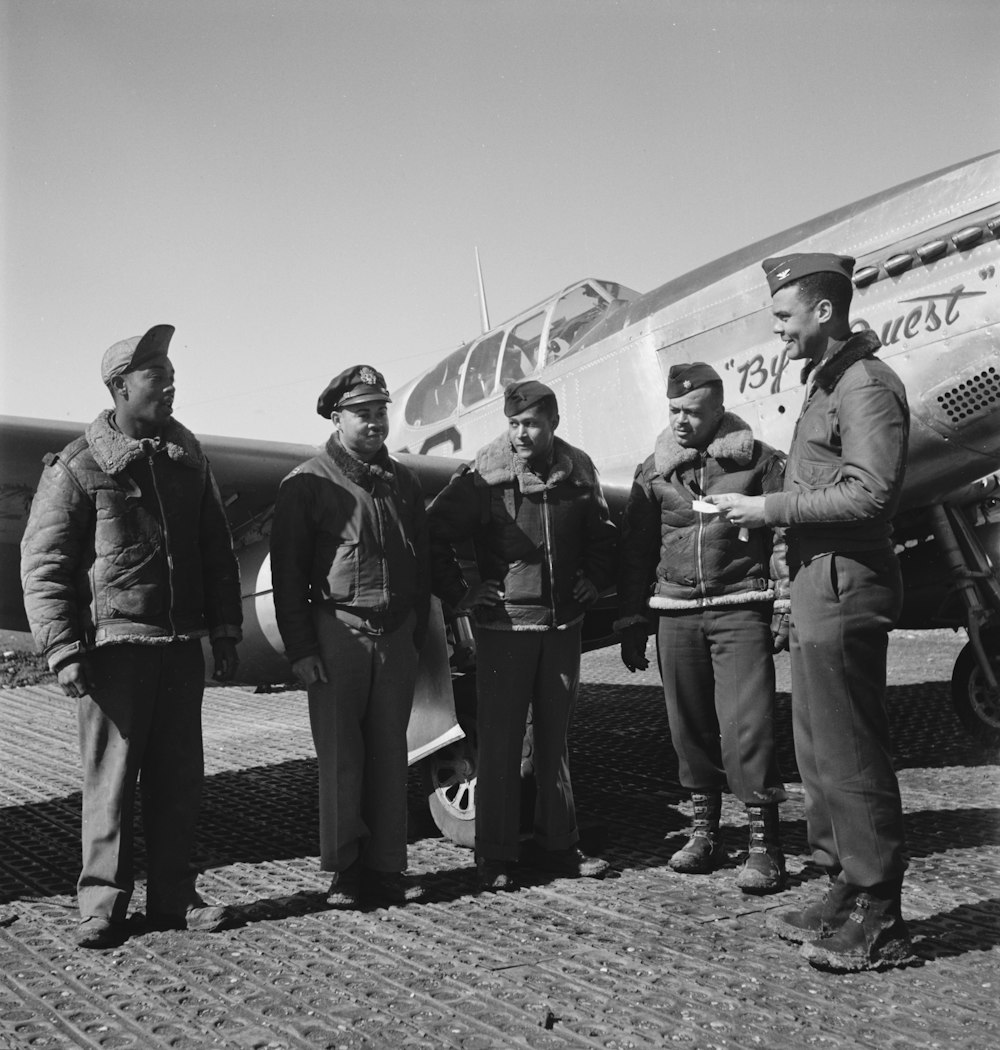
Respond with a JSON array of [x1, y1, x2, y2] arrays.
[[705, 493, 767, 540]]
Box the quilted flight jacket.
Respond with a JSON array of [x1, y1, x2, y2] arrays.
[[20, 409, 243, 671], [427, 433, 617, 630], [616, 412, 788, 629]]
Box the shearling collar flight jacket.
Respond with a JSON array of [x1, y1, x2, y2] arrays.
[[20, 409, 243, 670], [427, 433, 617, 630], [615, 412, 788, 629]]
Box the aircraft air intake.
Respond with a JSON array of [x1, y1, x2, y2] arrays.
[[935, 366, 1000, 426]]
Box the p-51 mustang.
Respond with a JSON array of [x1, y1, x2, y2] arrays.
[[2, 151, 999, 844]]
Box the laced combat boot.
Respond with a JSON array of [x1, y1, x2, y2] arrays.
[[669, 792, 724, 874], [801, 880, 913, 972], [736, 803, 786, 894], [766, 877, 855, 943]]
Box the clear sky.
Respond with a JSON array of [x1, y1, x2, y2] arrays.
[[2, 0, 998, 447]]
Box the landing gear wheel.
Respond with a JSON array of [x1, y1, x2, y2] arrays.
[[422, 723, 537, 846], [424, 744, 477, 848], [951, 638, 1000, 748]]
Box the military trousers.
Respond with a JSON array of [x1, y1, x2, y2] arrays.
[[789, 547, 907, 887], [475, 624, 582, 862], [308, 607, 418, 874], [656, 604, 785, 803], [77, 640, 205, 921]]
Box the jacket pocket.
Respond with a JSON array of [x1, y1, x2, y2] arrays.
[[104, 550, 164, 618], [794, 458, 841, 489], [502, 557, 540, 604], [322, 541, 360, 603]]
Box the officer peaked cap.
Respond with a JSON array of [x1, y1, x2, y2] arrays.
[[317, 364, 392, 419]]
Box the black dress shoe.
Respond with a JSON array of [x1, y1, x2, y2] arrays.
[[476, 858, 516, 891], [326, 860, 363, 909], [147, 898, 233, 933], [76, 916, 127, 949], [536, 847, 610, 879]]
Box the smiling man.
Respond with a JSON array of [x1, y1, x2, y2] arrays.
[[428, 379, 617, 890], [20, 324, 243, 949], [711, 254, 913, 972]]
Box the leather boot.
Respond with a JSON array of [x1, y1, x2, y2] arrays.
[[669, 792, 724, 874], [801, 880, 913, 972], [766, 877, 855, 942], [736, 803, 786, 895]]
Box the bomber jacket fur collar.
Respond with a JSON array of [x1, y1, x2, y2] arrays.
[[802, 329, 882, 393], [653, 412, 755, 478], [325, 433, 396, 488], [86, 409, 203, 475], [475, 433, 597, 494]]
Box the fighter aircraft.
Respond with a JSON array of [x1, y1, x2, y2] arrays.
[[385, 151, 1000, 746], [2, 150, 999, 846]]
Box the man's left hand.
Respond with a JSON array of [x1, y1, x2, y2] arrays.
[[709, 493, 767, 529], [572, 575, 599, 605], [212, 638, 239, 682], [771, 611, 790, 653]]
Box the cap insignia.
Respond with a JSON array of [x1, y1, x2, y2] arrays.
[[683, 380, 692, 390], [359, 366, 379, 386], [776, 268, 790, 280]]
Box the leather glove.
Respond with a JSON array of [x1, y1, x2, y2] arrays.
[[771, 610, 790, 653], [620, 625, 650, 673]]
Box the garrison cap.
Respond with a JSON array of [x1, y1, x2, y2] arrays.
[[666, 362, 723, 399], [762, 252, 855, 295], [317, 364, 392, 419], [503, 379, 557, 417], [100, 324, 175, 385]]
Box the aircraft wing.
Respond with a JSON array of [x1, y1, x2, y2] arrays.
[[1, 417, 92, 631], [0, 415, 467, 634]]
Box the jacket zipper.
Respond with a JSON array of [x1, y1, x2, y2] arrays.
[[541, 490, 557, 622], [372, 484, 389, 610], [694, 459, 706, 601], [148, 450, 178, 637]]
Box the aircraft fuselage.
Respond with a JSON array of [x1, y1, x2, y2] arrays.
[[388, 152, 1000, 516]]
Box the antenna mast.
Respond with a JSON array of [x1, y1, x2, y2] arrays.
[[475, 247, 491, 334]]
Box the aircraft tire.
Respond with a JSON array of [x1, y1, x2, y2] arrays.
[[950, 636, 1000, 748], [423, 714, 537, 848], [424, 741, 478, 849]]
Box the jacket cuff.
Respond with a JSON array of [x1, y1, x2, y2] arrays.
[[48, 641, 85, 673], [772, 598, 791, 613], [613, 614, 650, 634], [210, 625, 243, 643], [763, 492, 788, 527], [285, 645, 320, 666]]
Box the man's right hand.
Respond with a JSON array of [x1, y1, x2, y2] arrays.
[[57, 658, 92, 698], [292, 655, 328, 686], [459, 580, 504, 610], [620, 626, 649, 673]]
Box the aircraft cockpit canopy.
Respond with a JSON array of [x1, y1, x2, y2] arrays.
[[405, 279, 638, 427]]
